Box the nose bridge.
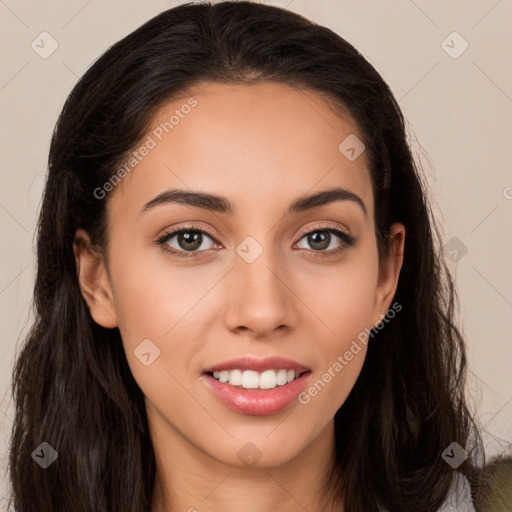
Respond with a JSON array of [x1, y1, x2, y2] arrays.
[[224, 233, 296, 335]]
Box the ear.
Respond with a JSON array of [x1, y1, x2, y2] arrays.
[[371, 222, 405, 326], [73, 228, 118, 328]]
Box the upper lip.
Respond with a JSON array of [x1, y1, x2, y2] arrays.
[[203, 356, 310, 373]]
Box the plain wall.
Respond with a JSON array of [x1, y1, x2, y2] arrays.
[[1, 0, 511, 507]]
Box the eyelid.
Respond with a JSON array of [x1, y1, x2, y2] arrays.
[[156, 221, 352, 242], [296, 221, 351, 239], [293, 222, 356, 257], [156, 222, 219, 241], [156, 221, 355, 257]]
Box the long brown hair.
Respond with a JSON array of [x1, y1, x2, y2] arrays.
[[8, 2, 487, 510]]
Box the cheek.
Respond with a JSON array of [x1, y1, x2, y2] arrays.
[[296, 243, 380, 346], [108, 236, 212, 341], [109, 260, 202, 419], [106, 240, 222, 389], [293, 247, 379, 414]]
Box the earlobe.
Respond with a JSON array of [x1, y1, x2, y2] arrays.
[[372, 223, 405, 325], [73, 228, 118, 329]]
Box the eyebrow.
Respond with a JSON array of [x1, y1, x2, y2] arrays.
[[140, 186, 367, 217]]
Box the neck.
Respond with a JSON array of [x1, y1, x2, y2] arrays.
[[149, 415, 343, 512]]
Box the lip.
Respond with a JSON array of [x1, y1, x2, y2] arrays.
[[203, 356, 309, 373], [202, 372, 311, 416]]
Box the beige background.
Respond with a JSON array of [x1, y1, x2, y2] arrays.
[[1, 0, 511, 507]]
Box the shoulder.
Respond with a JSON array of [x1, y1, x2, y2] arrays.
[[437, 472, 476, 512]]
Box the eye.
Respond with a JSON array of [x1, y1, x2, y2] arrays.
[[156, 226, 219, 259], [156, 223, 356, 260], [295, 225, 356, 257]]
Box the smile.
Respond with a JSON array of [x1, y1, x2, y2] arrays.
[[202, 357, 312, 415], [208, 369, 306, 389]]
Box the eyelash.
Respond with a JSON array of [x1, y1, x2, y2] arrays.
[[156, 223, 356, 260]]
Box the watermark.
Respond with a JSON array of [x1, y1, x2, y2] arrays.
[[236, 236, 264, 263], [442, 441, 468, 469], [93, 97, 198, 200], [31, 31, 59, 59], [31, 441, 58, 469], [237, 441, 262, 467], [338, 133, 365, 161], [134, 338, 161, 366], [444, 236, 468, 263], [298, 301, 402, 405], [441, 31, 469, 60]]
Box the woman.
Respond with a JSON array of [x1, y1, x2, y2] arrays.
[[7, 1, 498, 510]]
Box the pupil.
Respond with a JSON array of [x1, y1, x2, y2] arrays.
[[179, 231, 201, 251], [309, 231, 329, 250], [175, 230, 331, 252]]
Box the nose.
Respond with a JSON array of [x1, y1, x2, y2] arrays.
[[223, 246, 298, 338]]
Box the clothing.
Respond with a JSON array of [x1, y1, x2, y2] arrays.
[[437, 472, 476, 512]]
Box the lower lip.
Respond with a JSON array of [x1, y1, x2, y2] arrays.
[[202, 372, 311, 416]]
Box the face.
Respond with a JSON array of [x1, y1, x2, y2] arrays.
[[75, 81, 404, 469]]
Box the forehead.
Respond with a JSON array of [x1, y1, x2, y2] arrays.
[[108, 81, 374, 220]]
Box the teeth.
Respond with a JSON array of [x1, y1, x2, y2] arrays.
[[276, 369, 288, 385], [259, 370, 277, 389], [210, 369, 302, 389], [228, 369, 242, 386], [241, 370, 260, 389]]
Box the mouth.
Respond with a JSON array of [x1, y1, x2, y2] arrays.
[[201, 356, 312, 415], [205, 368, 310, 390]]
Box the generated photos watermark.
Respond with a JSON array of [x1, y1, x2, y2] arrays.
[[298, 301, 402, 405], [93, 97, 198, 200]]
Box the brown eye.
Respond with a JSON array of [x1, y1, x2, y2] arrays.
[[302, 231, 332, 251], [296, 227, 355, 254], [157, 227, 218, 258]]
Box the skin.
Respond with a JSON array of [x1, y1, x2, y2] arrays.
[[74, 81, 405, 512]]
